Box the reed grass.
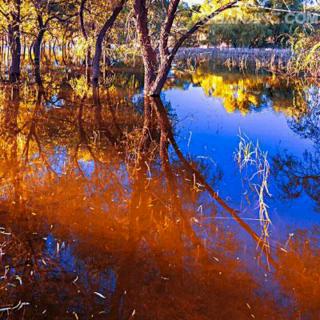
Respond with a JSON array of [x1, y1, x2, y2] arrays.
[[235, 132, 272, 257]]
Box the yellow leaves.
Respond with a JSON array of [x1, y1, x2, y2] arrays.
[[70, 76, 91, 98], [192, 0, 265, 25], [289, 29, 320, 77], [304, 41, 320, 65], [73, 37, 90, 59], [77, 149, 93, 162], [192, 70, 261, 114], [190, 67, 308, 118], [191, 0, 235, 24]]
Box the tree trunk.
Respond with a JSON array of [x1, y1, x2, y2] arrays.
[[8, 0, 21, 83], [34, 30, 45, 84], [149, 57, 174, 96], [134, 0, 237, 96], [92, 30, 105, 86], [8, 24, 21, 83], [134, 0, 158, 95], [92, 0, 126, 86]]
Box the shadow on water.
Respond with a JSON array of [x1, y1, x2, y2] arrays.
[[0, 68, 319, 319]]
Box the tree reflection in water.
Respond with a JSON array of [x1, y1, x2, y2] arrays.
[[273, 85, 320, 211], [0, 78, 318, 319]]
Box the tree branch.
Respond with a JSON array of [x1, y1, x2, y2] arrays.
[[134, 0, 158, 73], [79, 0, 88, 39], [160, 0, 181, 60]]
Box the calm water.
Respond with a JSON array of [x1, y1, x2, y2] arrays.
[[0, 62, 319, 319]]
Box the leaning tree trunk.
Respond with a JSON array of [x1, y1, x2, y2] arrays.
[[92, 0, 126, 86], [34, 29, 45, 84]]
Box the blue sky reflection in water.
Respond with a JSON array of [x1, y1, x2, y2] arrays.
[[163, 76, 320, 240]]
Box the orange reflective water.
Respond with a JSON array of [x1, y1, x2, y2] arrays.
[[0, 70, 319, 319]]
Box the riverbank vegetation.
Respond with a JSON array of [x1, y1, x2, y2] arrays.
[[0, 0, 319, 88]]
